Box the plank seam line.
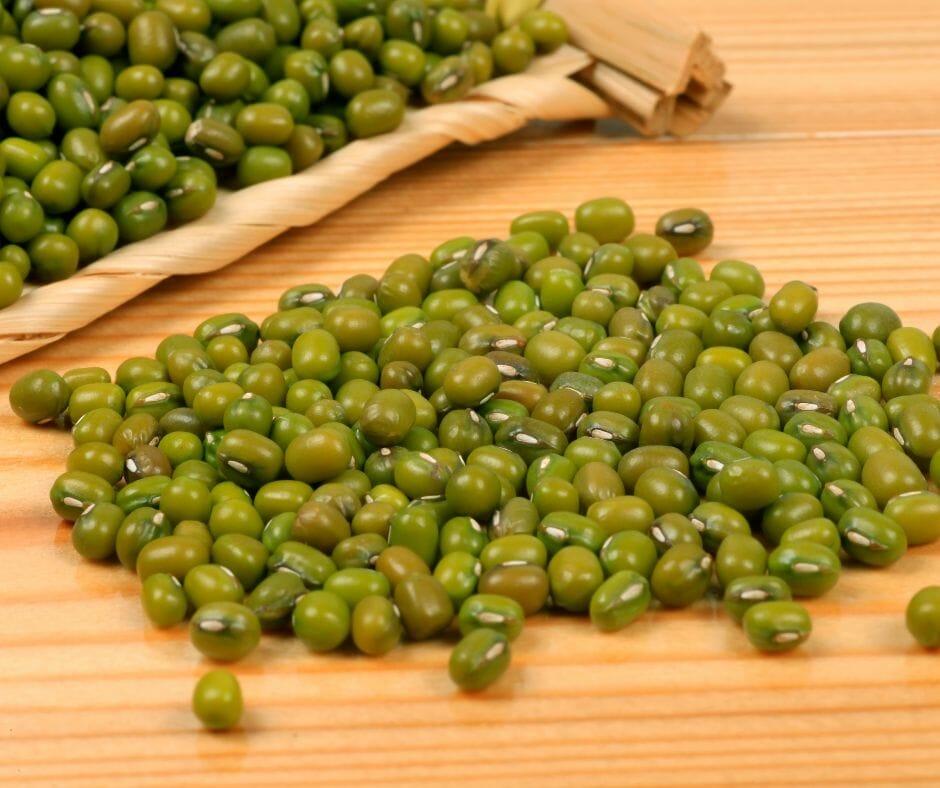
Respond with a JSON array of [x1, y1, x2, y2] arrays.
[[518, 127, 940, 147], [687, 128, 940, 143]]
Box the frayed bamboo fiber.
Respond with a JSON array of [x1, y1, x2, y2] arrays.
[[545, 0, 731, 138]]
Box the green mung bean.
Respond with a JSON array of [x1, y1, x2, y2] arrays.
[[10, 197, 940, 724]]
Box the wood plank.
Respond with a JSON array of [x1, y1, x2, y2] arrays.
[[3, 0, 940, 781], [1, 128, 939, 784]]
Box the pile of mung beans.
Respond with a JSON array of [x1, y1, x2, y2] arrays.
[[9, 197, 940, 730], [0, 0, 567, 309]]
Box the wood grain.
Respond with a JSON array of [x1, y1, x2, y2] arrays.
[[2, 1, 940, 785], [669, 0, 940, 136]]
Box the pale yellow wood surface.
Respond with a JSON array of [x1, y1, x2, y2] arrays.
[[673, 0, 940, 136], [2, 2, 940, 785]]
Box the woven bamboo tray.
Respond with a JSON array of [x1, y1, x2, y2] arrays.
[[0, 47, 610, 364]]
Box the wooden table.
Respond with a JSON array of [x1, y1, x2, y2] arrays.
[[2, 1, 940, 784]]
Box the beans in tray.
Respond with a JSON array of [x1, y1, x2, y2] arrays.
[[0, 0, 568, 309]]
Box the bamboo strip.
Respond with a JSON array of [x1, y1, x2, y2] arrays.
[[689, 42, 727, 89], [544, 0, 731, 138], [544, 0, 708, 96], [669, 82, 734, 136], [684, 76, 727, 109], [683, 42, 728, 105], [580, 63, 673, 136], [0, 47, 604, 364]]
